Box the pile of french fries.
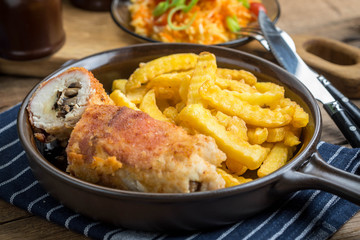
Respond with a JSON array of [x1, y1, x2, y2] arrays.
[[110, 52, 309, 187]]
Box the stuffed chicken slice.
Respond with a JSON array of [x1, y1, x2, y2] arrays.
[[27, 67, 114, 143], [66, 105, 226, 193]]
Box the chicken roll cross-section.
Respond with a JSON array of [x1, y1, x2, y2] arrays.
[[66, 105, 226, 193], [27, 67, 114, 142]]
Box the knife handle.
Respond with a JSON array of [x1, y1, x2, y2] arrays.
[[318, 75, 360, 125], [324, 101, 360, 148]]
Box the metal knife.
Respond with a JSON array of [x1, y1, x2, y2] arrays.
[[275, 24, 360, 126], [258, 10, 360, 148]]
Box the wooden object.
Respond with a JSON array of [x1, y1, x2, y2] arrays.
[[294, 35, 360, 98]]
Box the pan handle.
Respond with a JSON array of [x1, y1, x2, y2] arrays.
[[278, 151, 360, 205]]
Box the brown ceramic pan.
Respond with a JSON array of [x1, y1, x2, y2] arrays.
[[17, 43, 360, 232]]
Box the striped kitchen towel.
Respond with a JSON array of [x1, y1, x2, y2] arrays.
[[1, 103, 359, 240]]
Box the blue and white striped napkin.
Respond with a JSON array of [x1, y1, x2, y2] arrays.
[[1, 103, 359, 240]]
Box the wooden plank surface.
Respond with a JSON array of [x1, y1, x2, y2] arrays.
[[0, 202, 86, 240], [1, 0, 359, 78], [0, 0, 360, 239], [0, 0, 138, 78]]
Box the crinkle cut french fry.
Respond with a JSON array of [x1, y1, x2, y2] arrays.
[[112, 79, 128, 93], [216, 168, 241, 187], [254, 82, 284, 95], [247, 81, 285, 106], [267, 127, 286, 142], [175, 101, 186, 113], [217, 168, 252, 187], [277, 98, 309, 128], [225, 158, 248, 175], [284, 127, 302, 146], [215, 78, 257, 93], [110, 90, 139, 110], [126, 53, 198, 91], [234, 176, 253, 184], [178, 76, 191, 103], [216, 68, 257, 85], [199, 81, 292, 127], [139, 89, 173, 123], [153, 86, 181, 102], [225, 117, 248, 141], [215, 111, 248, 141], [126, 86, 147, 104], [247, 127, 268, 145], [271, 99, 295, 118], [178, 104, 269, 170], [214, 110, 229, 126], [292, 104, 309, 128], [187, 52, 217, 105], [147, 71, 192, 89], [257, 142, 289, 178], [235, 91, 283, 107], [163, 106, 178, 122], [147, 71, 191, 102]]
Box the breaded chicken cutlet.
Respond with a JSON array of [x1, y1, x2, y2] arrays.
[[66, 105, 226, 193]]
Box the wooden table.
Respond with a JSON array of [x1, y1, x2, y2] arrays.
[[0, 0, 359, 239]]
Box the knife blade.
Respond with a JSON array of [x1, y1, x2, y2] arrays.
[[278, 27, 360, 125], [258, 10, 360, 148]]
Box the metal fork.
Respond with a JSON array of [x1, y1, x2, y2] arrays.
[[234, 26, 271, 51], [235, 26, 297, 52]]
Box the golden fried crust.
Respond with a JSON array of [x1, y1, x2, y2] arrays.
[[66, 105, 226, 193], [65, 67, 114, 106], [82, 67, 114, 106], [68, 105, 203, 167]]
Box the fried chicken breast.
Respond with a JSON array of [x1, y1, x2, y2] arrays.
[[27, 67, 114, 142], [66, 105, 226, 193]]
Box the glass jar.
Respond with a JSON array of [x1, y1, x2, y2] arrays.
[[0, 0, 65, 61], [70, 0, 112, 11]]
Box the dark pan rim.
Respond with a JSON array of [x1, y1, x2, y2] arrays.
[[17, 43, 321, 201]]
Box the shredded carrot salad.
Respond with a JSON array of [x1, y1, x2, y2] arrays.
[[129, 0, 261, 45]]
